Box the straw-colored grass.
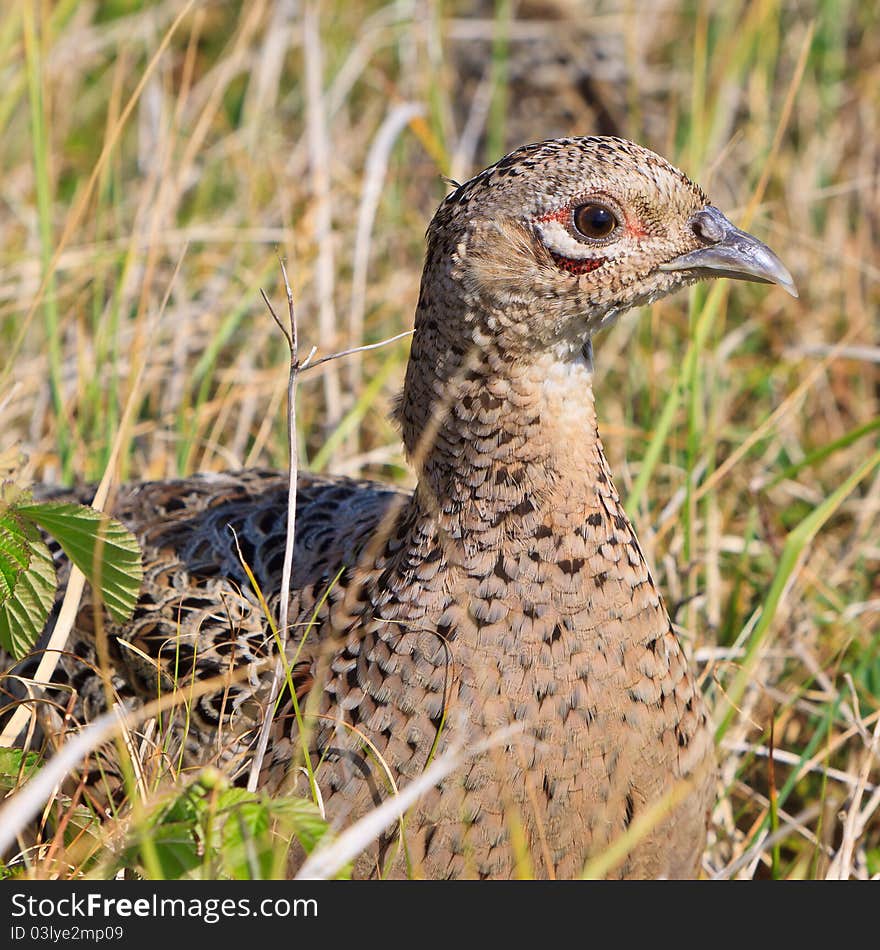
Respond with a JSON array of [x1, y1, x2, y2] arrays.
[[0, 0, 878, 879]]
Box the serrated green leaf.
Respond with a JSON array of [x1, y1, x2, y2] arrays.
[[16, 502, 142, 623], [220, 800, 273, 880], [144, 820, 204, 879], [0, 531, 55, 659], [214, 786, 258, 810], [113, 776, 342, 880], [215, 790, 338, 879], [267, 796, 334, 856], [118, 786, 204, 880], [159, 789, 202, 827], [0, 515, 31, 602], [266, 795, 348, 876]]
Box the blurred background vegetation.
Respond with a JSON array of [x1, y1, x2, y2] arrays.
[[0, 0, 878, 878]]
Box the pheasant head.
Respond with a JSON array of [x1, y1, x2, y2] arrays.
[[400, 136, 795, 473], [421, 136, 794, 350]]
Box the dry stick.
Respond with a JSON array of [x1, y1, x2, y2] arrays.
[[276, 346, 487, 867], [244, 317, 484, 874], [244, 325, 481, 855], [248, 259, 301, 793], [246, 262, 413, 792], [302, 329, 414, 374], [826, 690, 880, 879], [712, 803, 823, 880]]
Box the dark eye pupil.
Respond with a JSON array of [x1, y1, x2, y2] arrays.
[[573, 203, 616, 238]]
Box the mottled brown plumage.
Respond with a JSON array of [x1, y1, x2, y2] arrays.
[[4, 136, 797, 878]]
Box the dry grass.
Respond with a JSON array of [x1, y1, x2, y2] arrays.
[[0, 0, 878, 879]]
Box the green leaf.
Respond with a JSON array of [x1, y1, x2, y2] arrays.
[[114, 773, 342, 880], [148, 820, 204, 879], [0, 507, 31, 602], [0, 525, 55, 660], [267, 796, 336, 857], [0, 747, 41, 792], [217, 790, 339, 879], [220, 797, 272, 880], [122, 787, 203, 880], [16, 502, 142, 622]]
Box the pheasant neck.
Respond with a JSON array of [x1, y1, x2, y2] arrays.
[[402, 335, 615, 544]]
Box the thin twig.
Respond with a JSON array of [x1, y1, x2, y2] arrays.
[[826, 693, 880, 879], [247, 257, 300, 793], [711, 803, 823, 880], [299, 329, 414, 375], [246, 264, 413, 793]]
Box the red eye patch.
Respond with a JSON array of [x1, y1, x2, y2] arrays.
[[549, 250, 607, 275]]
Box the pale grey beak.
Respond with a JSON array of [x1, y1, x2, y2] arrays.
[[660, 206, 798, 298]]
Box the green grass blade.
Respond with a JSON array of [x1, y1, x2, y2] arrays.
[[766, 416, 880, 489], [716, 444, 880, 741], [626, 282, 728, 516], [310, 354, 399, 472]]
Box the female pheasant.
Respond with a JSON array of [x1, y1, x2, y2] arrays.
[[6, 137, 796, 878]]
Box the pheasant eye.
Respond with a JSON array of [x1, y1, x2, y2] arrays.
[[572, 203, 618, 240]]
